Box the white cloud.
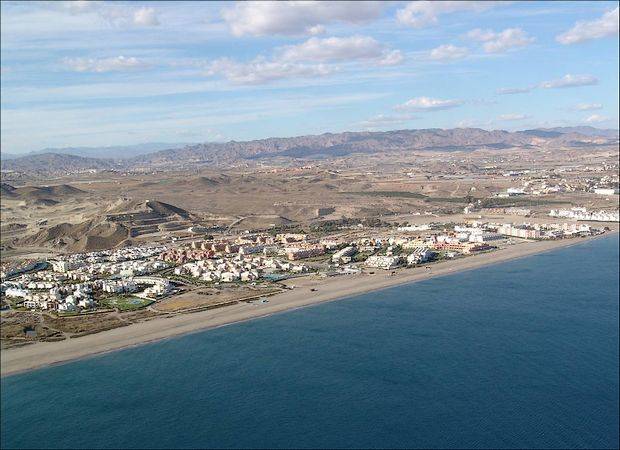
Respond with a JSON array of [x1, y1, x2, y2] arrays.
[[360, 113, 418, 128], [205, 57, 332, 85], [63, 56, 150, 73], [557, 7, 619, 45], [133, 7, 160, 27], [377, 50, 404, 66], [496, 86, 533, 95], [396, 1, 493, 28], [429, 44, 469, 61], [584, 114, 608, 123], [280, 36, 379, 61], [498, 113, 529, 121], [574, 103, 603, 111], [396, 97, 463, 111], [467, 27, 534, 53], [307, 25, 325, 36], [48, 1, 160, 27], [222, 1, 383, 36], [540, 74, 598, 89], [279, 36, 403, 66]]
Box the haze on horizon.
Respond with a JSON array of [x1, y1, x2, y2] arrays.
[[1, 0, 619, 154]]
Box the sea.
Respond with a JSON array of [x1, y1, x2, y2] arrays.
[[1, 235, 618, 449]]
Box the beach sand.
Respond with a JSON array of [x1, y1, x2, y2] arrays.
[[1, 235, 613, 376]]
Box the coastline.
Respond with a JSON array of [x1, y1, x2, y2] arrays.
[[1, 233, 615, 377]]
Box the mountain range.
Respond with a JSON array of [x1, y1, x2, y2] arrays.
[[2, 127, 617, 176]]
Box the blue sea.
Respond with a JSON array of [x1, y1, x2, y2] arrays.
[[2, 236, 619, 449]]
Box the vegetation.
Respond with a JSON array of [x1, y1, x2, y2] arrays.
[[344, 191, 477, 204], [101, 296, 153, 311], [310, 217, 389, 233], [352, 251, 374, 262], [479, 197, 567, 208], [343, 191, 428, 199]]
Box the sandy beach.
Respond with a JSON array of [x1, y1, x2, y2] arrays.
[[1, 234, 614, 377]]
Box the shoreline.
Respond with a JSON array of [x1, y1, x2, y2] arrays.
[[1, 233, 615, 377]]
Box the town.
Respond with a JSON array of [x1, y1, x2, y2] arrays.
[[1, 215, 610, 331]]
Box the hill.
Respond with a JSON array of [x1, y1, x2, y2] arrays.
[[0, 183, 88, 201], [18, 220, 130, 253], [145, 200, 191, 219]]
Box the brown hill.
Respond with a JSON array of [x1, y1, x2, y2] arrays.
[[2, 183, 88, 201], [19, 220, 129, 252], [145, 200, 191, 219], [1, 183, 17, 197]]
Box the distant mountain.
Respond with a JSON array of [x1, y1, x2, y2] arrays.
[[132, 127, 618, 167], [1, 153, 120, 175], [1, 153, 21, 160], [2, 127, 617, 175], [535, 126, 619, 139], [2, 142, 189, 160]]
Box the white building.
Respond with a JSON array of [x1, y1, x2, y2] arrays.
[[468, 232, 504, 243], [406, 248, 434, 265], [50, 260, 73, 273], [594, 188, 619, 196], [332, 246, 357, 263], [5, 288, 28, 298], [365, 255, 402, 270]]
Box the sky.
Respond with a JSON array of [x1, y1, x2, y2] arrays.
[[1, 1, 619, 154]]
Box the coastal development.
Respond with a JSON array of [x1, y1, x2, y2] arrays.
[[1, 218, 613, 314], [2, 123, 619, 376], [1, 210, 617, 375]]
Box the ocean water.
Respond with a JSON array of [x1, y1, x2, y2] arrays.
[[1, 236, 618, 449]]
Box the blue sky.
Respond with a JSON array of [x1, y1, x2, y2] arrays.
[[1, 1, 618, 154]]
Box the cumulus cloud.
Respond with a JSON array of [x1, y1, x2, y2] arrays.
[[205, 57, 332, 85], [429, 44, 469, 61], [63, 56, 150, 73], [557, 7, 619, 45], [202, 34, 403, 86], [584, 114, 608, 123], [466, 27, 534, 53], [279, 36, 403, 66], [574, 103, 603, 111], [540, 74, 598, 89], [396, 1, 493, 28], [396, 97, 463, 111], [498, 113, 529, 121], [360, 113, 418, 128], [133, 7, 159, 26], [222, 1, 383, 36], [496, 86, 533, 95]]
